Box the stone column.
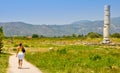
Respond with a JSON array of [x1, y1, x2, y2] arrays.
[[103, 5, 110, 44]]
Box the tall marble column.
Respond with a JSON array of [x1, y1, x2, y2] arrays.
[[103, 5, 111, 44]]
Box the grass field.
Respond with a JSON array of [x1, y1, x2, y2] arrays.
[[0, 53, 9, 73], [2, 37, 120, 73], [25, 45, 120, 73]]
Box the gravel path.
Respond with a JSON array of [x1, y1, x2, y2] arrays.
[[8, 54, 42, 73]]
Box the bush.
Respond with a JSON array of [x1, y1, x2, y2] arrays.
[[0, 38, 3, 53], [89, 54, 101, 61], [13, 48, 17, 51], [32, 34, 39, 38], [111, 33, 120, 38], [57, 48, 67, 54], [24, 44, 29, 47], [0, 53, 9, 73], [86, 32, 102, 38], [0, 27, 4, 53], [13, 44, 18, 47]]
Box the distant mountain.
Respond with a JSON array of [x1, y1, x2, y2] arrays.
[[0, 17, 120, 37]]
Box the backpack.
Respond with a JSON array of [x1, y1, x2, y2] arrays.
[[22, 47, 25, 53]]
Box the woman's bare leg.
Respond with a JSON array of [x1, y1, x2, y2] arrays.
[[18, 59, 21, 68], [20, 60, 23, 68]]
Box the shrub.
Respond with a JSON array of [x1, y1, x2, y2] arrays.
[[86, 32, 102, 38], [0, 27, 4, 53], [89, 54, 101, 61], [111, 33, 120, 38], [32, 34, 39, 38], [13, 48, 17, 51], [24, 44, 29, 47], [57, 48, 67, 54], [0, 53, 9, 73], [13, 44, 18, 47]]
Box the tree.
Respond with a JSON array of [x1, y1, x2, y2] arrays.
[[72, 33, 77, 38], [86, 32, 102, 38], [111, 33, 120, 38], [0, 27, 4, 53], [40, 35, 44, 38], [32, 34, 39, 38], [78, 34, 84, 38]]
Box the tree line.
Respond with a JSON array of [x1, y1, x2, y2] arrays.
[[31, 32, 120, 38]]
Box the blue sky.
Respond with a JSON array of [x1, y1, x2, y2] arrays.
[[0, 0, 120, 25]]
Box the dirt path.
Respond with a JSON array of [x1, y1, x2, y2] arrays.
[[8, 54, 42, 73]]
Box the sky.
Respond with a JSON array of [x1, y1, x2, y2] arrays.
[[0, 0, 120, 25]]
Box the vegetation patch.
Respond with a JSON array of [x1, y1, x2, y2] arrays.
[[0, 53, 9, 73], [2, 37, 120, 73], [25, 45, 120, 73]]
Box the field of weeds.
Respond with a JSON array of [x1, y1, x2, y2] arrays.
[[2, 37, 120, 73], [25, 45, 120, 73], [0, 53, 9, 73]]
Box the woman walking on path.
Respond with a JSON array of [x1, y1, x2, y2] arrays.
[[16, 43, 25, 69]]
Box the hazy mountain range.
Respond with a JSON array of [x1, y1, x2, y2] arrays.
[[0, 17, 120, 37]]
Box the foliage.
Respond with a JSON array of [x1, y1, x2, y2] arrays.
[[78, 34, 84, 38], [32, 34, 39, 38], [86, 32, 102, 38], [39, 35, 45, 38], [0, 53, 9, 73], [111, 33, 120, 38], [3, 37, 120, 73], [72, 33, 77, 37], [89, 54, 101, 61], [57, 48, 67, 54], [24, 44, 29, 47], [0, 38, 3, 53], [0, 27, 4, 53], [25, 45, 120, 73]]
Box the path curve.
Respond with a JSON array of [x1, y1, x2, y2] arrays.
[[8, 54, 42, 73]]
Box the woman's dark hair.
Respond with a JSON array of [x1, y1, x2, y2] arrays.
[[19, 43, 22, 46]]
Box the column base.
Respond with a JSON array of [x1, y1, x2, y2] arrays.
[[102, 39, 111, 44]]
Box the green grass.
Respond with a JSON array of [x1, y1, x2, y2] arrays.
[[2, 37, 120, 73], [0, 53, 9, 73], [25, 45, 120, 73]]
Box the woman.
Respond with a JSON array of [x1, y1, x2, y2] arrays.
[[16, 43, 25, 69]]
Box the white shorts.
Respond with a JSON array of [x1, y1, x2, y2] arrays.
[[18, 52, 24, 60]]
